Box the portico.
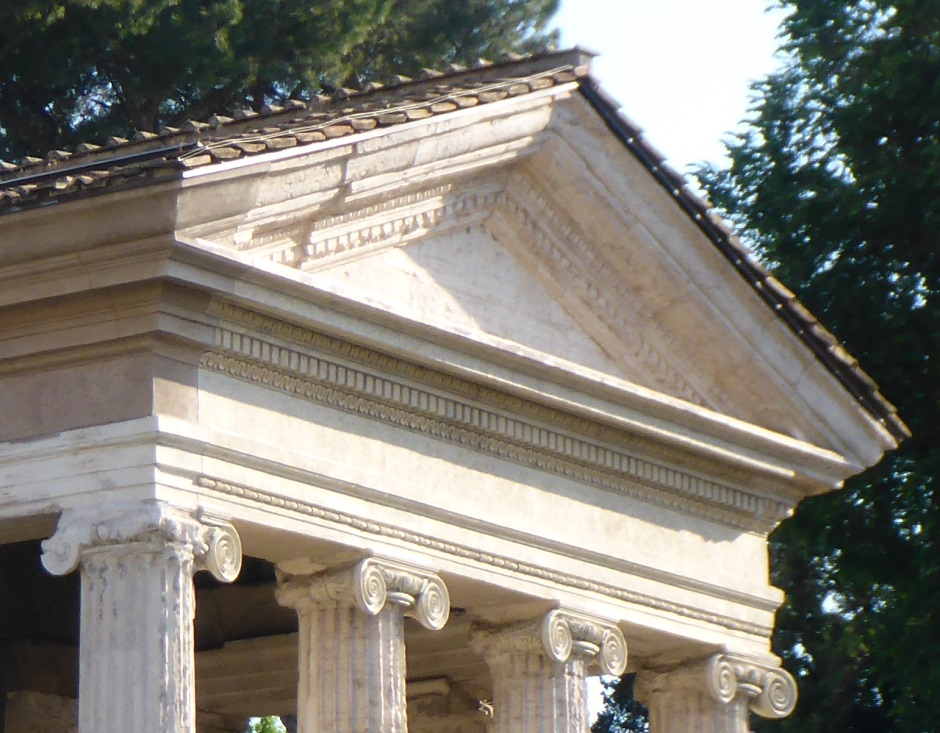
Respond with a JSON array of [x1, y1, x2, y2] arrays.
[[0, 50, 905, 733]]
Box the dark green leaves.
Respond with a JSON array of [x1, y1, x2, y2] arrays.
[[0, 0, 559, 159], [699, 2, 940, 731]]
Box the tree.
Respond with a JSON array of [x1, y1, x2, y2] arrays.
[[0, 0, 559, 160], [595, 1, 939, 731], [591, 675, 647, 733]]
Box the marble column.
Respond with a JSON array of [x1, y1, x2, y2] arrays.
[[276, 557, 451, 733], [472, 610, 628, 733], [634, 654, 798, 733], [41, 502, 242, 733]]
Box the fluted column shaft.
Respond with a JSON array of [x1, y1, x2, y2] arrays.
[[277, 557, 451, 733], [639, 678, 748, 733], [40, 502, 242, 733], [298, 600, 407, 733], [488, 649, 589, 733], [473, 610, 628, 733], [635, 655, 798, 733]]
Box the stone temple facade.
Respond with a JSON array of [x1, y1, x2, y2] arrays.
[[0, 50, 906, 733]]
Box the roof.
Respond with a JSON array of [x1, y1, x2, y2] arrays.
[[0, 48, 908, 443]]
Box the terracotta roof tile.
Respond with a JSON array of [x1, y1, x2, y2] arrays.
[[0, 48, 907, 441]]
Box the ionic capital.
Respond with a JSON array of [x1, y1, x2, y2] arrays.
[[471, 609, 627, 675], [40, 501, 242, 583], [276, 557, 450, 631], [636, 654, 798, 720]]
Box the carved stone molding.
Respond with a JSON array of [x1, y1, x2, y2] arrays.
[[198, 475, 772, 637], [471, 609, 627, 675], [39, 502, 242, 733], [494, 174, 708, 407], [277, 558, 448, 733], [635, 654, 798, 721], [201, 323, 792, 532], [235, 178, 503, 269], [276, 557, 450, 630], [41, 501, 242, 582], [706, 655, 798, 719]]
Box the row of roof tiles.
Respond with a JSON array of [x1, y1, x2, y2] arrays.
[[0, 52, 585, 212], [0, 48, 907, 441]]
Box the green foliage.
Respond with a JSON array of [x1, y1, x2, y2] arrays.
[[0, 0, 559, 158], [250, 716, 285, 733], [591, 675, 647, 733], [697, 1, 940, 731], [594, 2, 939, 731]]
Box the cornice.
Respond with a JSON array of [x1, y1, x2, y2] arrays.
[[224, 174, 708, 409], [230, 179, 501, 270], [201, 317, 792, 532], [492, 173, 710, 408], [196, 475, 769, 638]]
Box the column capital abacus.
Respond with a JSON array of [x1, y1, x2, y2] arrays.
[[276, 556, 451, 631], [40, 501, 242, 583], [636, 654, 798, 720], [471, 609, 628, 675]]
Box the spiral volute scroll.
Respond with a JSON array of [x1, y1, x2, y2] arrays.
[[40, 532, 82, 576], [541, 611, 574, 663], [706, 655, 798, 720], [411, 575, 450, 631], [751, 668, 798, 719], [707, 656, 739, 704], [598, 627, 628, 675], [200, 524, 243, 583], [40, 503, 244, 582], [353, 560, 389, 616]]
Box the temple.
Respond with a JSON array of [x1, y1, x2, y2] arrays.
[[0, 50, 906, 733]]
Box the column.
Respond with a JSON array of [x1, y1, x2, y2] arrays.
[[276, 557, 451, 733], [40, 502, 243, 733], [634, 654, 798, 733], [472, 610, 628, 733]]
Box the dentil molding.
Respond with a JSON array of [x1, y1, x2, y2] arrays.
[[276, 557, 450, 631], [41, 501, 242, 583], [229, 173, 707, 407], [201, 308, 792, 532]]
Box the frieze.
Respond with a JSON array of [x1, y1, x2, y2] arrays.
[[202, 322, 792, 531], [196, 475, 770, 637]]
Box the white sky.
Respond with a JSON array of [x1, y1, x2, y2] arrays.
[[549, 1, 789, 721], [551, 0, 790, 171]]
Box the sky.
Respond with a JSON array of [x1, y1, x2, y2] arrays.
[[548, 1, 789, 720], [551, 0, 790, 172]]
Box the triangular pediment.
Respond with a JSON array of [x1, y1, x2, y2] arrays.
[[217, 174, 712, 408], [180, 90, 896, 468]]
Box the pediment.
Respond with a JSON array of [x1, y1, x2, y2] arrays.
[[212, 174, 712, 409], [180, 93, 894, 469]]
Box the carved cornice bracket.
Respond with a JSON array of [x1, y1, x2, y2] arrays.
[[40, 501, 243, 583], [472, 609, 627, 675], [276, 557, 450, 631], [636, 654, 798, 720]]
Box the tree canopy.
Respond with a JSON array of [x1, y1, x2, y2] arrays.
[[597, 1, 940, 731], [0, 0, 558, 159]]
